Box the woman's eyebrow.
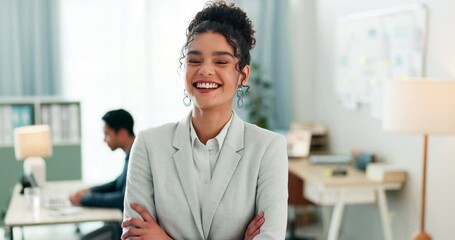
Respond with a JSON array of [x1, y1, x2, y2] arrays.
[[213, 51, 234, 58], [187, 50, 234, 58], [187, 50, 202, 56]]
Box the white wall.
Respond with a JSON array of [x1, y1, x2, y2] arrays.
[[60, 0, 148, 184], [289, 0, 316, 123], [60, 0, 205, 184], [292, 0, 455, 239]]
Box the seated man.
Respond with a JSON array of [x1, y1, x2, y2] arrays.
[[69, 109, 135, 239]]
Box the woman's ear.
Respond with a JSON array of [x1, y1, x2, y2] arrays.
[[239, 65, 251, 86]]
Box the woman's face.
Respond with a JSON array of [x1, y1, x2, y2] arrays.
[[185, 32, 249, 111]]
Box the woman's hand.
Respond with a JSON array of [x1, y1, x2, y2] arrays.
[[121, 203, 172, 240], [244, 212, 265, 240]]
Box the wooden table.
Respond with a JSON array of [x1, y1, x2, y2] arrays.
[[4, 180, 123, 240], [288, 158, 403, 240]]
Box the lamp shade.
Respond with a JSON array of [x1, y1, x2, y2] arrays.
[[382, 79, 455, 134], [14, 125, 52, 160]]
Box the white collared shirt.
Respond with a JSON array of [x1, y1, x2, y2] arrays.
[[189, 113, 233, 231]]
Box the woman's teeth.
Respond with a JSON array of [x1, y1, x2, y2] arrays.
[[196, 82, 219, 89]]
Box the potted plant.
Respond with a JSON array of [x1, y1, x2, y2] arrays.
[[244, 62, 274, 129]]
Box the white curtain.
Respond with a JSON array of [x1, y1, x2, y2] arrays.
[[0, 0, 61, 96]]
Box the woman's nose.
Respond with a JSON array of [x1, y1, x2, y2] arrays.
[[198, 62, 215, 76]]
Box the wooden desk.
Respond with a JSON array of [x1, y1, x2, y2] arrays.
[[4, 180, 123, 240], [288, 158, 403, 240]]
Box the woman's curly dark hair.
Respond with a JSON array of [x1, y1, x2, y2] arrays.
[[180, 1, 256, 83]]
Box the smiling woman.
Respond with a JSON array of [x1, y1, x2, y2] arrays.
[[121, 1, 288, 240]]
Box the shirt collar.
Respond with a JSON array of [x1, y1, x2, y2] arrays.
[[189, 113, 234, 148], [125, 150, 131, 161]]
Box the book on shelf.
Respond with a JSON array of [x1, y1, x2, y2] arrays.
[[68, 103, 80, 142], [41, 103, 81, 144], [0, 104, 33, 145]]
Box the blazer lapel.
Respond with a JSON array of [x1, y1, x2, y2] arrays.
[[202, 113, 245, 238], [173, 115, 205, 239]]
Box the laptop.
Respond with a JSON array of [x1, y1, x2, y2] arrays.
[[42, 195, 71, 209]]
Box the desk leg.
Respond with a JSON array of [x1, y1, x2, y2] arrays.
[[320, 206, 332, 239], [327, 190, 346, 240], [377, 188, 393, 240], [7, 227, 13, 240]]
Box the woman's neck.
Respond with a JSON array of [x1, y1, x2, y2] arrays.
[[191, 107, 232, 145]]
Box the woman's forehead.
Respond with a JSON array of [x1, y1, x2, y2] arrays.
[[187, 32, 234, 54]]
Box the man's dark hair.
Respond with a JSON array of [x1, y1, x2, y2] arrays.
[[102, 109, 135, 137]]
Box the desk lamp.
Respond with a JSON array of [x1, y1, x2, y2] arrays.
[[382, 79, 455, 240], [14, 125, 52, 187]]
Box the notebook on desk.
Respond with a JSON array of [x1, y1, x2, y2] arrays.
[[309, 155, 351, 164]]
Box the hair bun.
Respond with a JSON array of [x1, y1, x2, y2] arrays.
[[189, 2, 255, 49]]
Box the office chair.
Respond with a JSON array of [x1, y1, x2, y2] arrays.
[[287, 171, 316, 240]]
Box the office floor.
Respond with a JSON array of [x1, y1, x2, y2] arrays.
[[292, 223, 322, 240], [288, 205, 326, 240]]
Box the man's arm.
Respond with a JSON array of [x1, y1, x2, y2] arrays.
[[70, 174, 124, 206], [90, 179, 118, 193], [79, 163, 127, 208], [80, 191, 125, 210]]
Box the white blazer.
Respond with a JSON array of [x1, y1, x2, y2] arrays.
[[123, 112, 288, 240]]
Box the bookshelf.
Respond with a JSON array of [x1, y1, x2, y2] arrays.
[[0, 97, 82, 226], [0, 98, 81, 146]]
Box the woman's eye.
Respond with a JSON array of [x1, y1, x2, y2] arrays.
[[216, 61, 228, 65], [188, 59, 201, 64]]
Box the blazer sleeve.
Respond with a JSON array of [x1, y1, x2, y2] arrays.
[[255, 135, 289, 239], [122, 131, 157, 231]]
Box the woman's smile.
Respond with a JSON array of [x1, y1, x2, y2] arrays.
[[193, 80, 222, 93]]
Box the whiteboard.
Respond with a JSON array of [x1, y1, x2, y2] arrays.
[[335, 4, 428, 118]]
